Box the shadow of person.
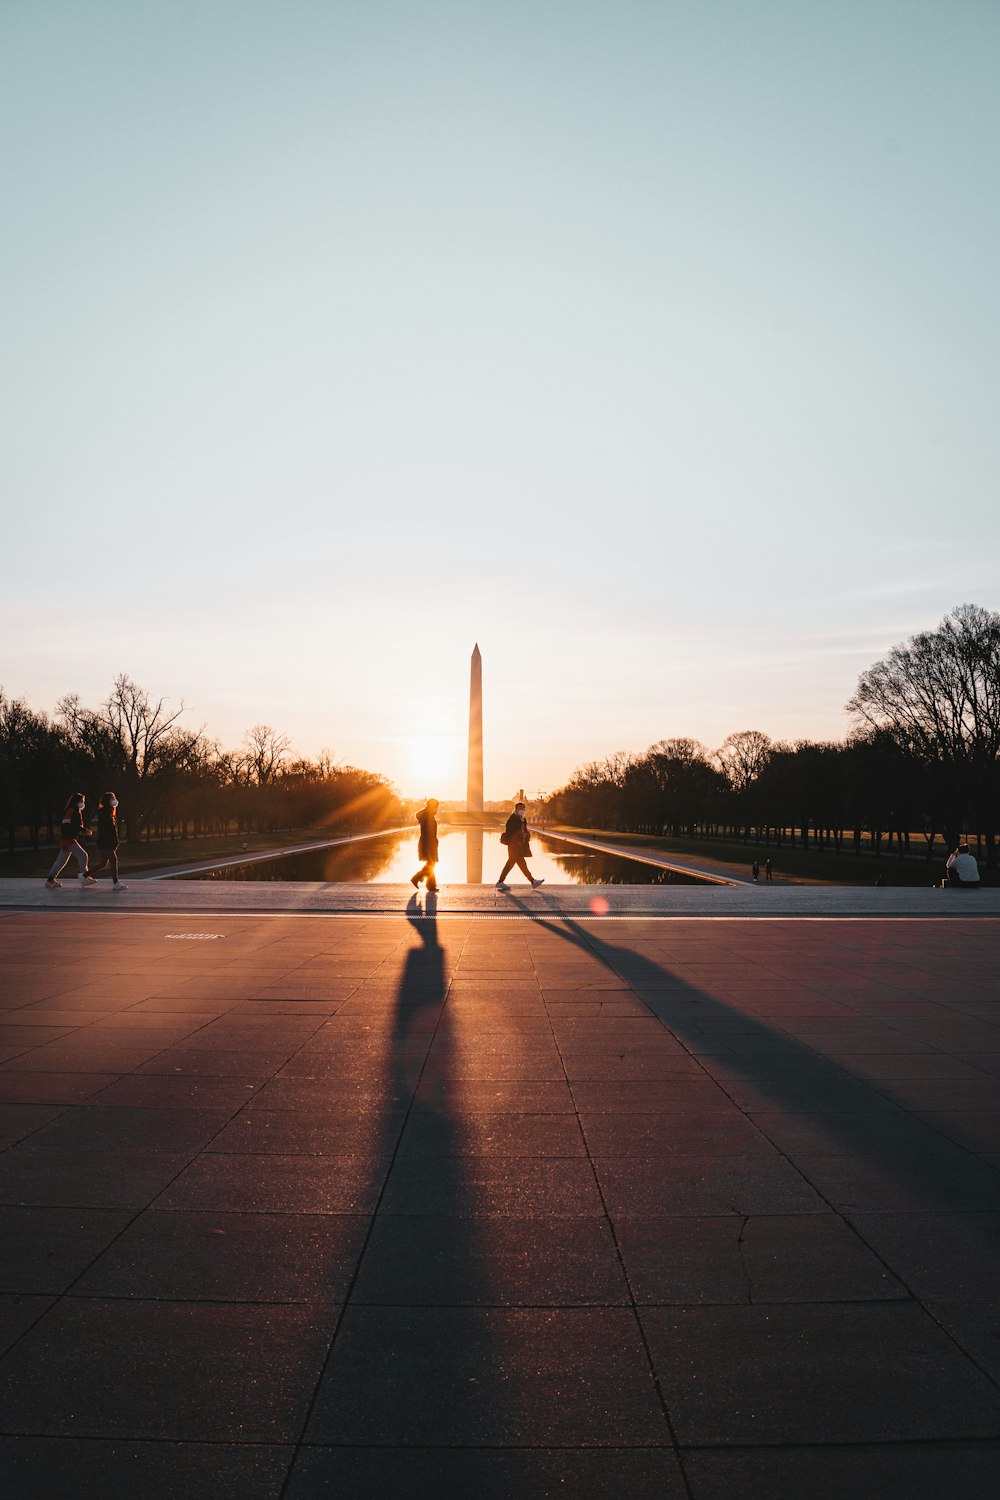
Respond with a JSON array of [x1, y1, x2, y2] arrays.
[[301, 907, 507, 1485], [500, 897, 1000, 1231]]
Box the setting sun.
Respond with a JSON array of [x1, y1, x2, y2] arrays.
[[402, 733, 461, 797]]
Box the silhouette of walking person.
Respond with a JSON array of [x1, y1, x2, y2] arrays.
[[496, 800, 544, 891], [411, 798, 440, 893], [765, 857, 773, 882], [44, 792, 96, 889], [88, 791, 127, 889]]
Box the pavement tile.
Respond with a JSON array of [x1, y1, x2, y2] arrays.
[[561, 1055, 705, 1081], [724, 1079, 897, 1112], [381, 1156, 604, 1215], [579, 1111, 775, 1157], [273, 1055, 413, 1081], [135, 1046, 293, 1078], [0, 1024, 79, 1050], [418, 1056, 568, 1081], [0, 1102, 64, 1147], [0, 1206, 133, 1293], [643, 1302, 1000, 1444], [848, 1211, 1000, 1299], [305, 1306, 667, 1445], [353, 1214, 628, 1305], [254, 1078, 413, 1111], [395, 1111, 586, 1158], [25, 1106, 232, 1155], [824, 1052, 991, 1081], [926, 1301, 1000, 1382], [0, 1437, 292, 1500], [872, 1078, 1000, 1111], [0, 1299, 332, 1441], [615, 1214, 905, 1304], [77, 1208, 371, 1302], [414, 1078, 576, 1112], [596, 1155, 825, 1216], [793, 1151, 1000, 1212], [0, 1293, 54, 1355], [749, 1109, 944, 1156], [570, 1081, 735, 1113], [919, 1111, 1000, 1153], [206, 1108, 404, 1156], [88, 1076, 263, 1109], [159, 1153, 387, 1213], [286, 1446, 683, 1498], [682, 1442, 1000, 1500], [0, 1148, 191, 1208], [2, 1043, 164, 1073]]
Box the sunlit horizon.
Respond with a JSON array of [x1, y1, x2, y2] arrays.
[[3, 2, 997, 800]]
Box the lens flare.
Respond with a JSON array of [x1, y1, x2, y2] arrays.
[[589, 895, 609, 916]]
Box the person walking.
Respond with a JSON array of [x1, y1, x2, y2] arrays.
[[44, 792, 97, 889], [496, 801, 544, 891], [752, 860, 760, 883], [88, 792, 127, 890], [765, 857, 773, 882], [411, 799, 440, 893]]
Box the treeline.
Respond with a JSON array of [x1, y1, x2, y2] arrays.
[[541, 605, 1000, 869], [0, 674, 404, 850]]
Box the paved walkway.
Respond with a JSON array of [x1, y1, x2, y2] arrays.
[[2, 875, 998, 919], [542, 828, 753, 884], [2, 906, 1000, 1496]]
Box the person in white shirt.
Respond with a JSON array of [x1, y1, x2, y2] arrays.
[[946, 845, 980, 888]]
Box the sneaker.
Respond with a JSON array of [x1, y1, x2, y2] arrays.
[[44, 878, 62, 889], [410, 875, 421, 888], [495, 882, 509, 891], [79, 874, 97, 887], [113, 882, 128, 891], [531, 878, 545, 889]]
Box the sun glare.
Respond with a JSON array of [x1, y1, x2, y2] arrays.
[[402, 734, 460, 798]]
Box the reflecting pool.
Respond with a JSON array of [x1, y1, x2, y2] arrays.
[[180, 827, 713, 885]]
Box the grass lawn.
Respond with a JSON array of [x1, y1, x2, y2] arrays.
[[546, 826, 979, 888]]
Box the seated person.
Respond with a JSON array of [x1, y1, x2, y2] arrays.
[[946, 844, 981, 888]]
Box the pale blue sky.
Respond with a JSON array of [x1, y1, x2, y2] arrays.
[[2, 0, 998, 798]]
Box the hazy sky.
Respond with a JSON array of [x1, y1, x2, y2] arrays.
[[3, 1, 998, 799]]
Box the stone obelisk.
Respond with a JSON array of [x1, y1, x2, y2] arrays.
[[467, 643, 484, 814]]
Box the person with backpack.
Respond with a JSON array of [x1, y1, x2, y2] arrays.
[[496, 800, 544, 891], [44, 792, 97, 889], [88, 791, 127, 890]]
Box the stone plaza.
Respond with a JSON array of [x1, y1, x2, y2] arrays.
[[1, 883, 1000, 1496]]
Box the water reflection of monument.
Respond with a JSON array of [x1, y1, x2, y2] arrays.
[[466, 828, 483, 883]]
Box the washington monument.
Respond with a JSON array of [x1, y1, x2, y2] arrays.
[[467, 643, 483, 813]]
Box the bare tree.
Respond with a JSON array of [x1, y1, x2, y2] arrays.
[[714, 730, 773, 793], [847, 604, 1000, 855], [92, 675, 201, 839], [243, 725, 291, 786]]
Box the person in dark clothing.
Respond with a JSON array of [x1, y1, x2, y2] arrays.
[[765, 857, 773, 882], [496, 801, 544, 891], [411, 799, 440, 893], [45, 792, 96, 888], [752, 861, 760, 883], [88, 792, 127, 889]]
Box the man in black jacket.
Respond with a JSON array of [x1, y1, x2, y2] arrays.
[[411, 799, 440, 893], [496, 801, 545, 891]]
